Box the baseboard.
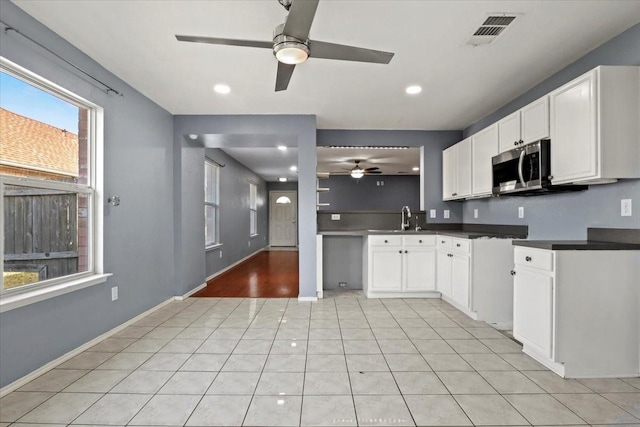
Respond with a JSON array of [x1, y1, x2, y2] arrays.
[[205, 248, 264, 282], [298, 296, 318, 302], [0, 297, 174, 397], [175, 282, 206, 301]]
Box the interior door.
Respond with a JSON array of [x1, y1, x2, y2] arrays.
[[269, 191, 297, 247]]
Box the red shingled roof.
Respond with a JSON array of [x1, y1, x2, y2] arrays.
[[0, 107, 79, 177]]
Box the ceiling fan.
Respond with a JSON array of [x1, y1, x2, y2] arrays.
[[345, 160, 382, 179], [175, 0, 394, 91]]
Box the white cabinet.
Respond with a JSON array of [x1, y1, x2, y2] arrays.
[[498, 96, 550, 153], [471, 124, 498, 197], [437, 236, 515, 328], [364, 235, 438, 298], [512, 245, 640, 378], [442, 138, 472, 200], [436, 237, 470, 309], [549, 66, 640, 184]]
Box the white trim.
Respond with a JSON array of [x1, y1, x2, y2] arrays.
[[175, 282, 207, 301], [0, 296, 174, 397], [298, 296, 318, 302], [205, 248, 264, 282], [0, 273, 112, 313]]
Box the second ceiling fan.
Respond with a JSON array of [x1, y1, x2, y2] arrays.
[[175, 0, 394, 91]]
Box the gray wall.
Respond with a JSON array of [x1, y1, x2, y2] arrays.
[[204, 149, 268, 278], [319, 175, 420, 212], [0, 3, 175, 387], [172, 116, 317, 298], [462, 23, 640, 239], [322, 236, 363, 290], [267, 181, 299, 192], [317, 130, 463, 223]]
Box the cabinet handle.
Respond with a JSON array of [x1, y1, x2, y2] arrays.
[[510, 270, 516, 276], [514, 141, 518, 146], [549, 175, 554, 180], [399, 250, 402, 254], [405, 250, 408, 254], [384, 240, 388, 243], [452, 192, 457, 196], [419, 240, 422, 243], [441, 240, 445, 244], [525, 256, 532, 262], [456, 243, 461, 247], [519, 139, 524, 145], [448, 253, 453, 257]]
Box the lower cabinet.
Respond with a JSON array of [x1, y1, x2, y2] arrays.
[[364, 235, 437, 297], [512, 246, 640, 378], [437, 236, 515, 328]]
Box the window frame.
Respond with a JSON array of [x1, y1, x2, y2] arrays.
[[204, 159, 220, 249], [0, 57, 107, 310], [249, 182, 258, 237]]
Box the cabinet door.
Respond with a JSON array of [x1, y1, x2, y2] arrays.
[[451, 253, 470, 309], [370, 247, 403, 292], [442, 146, 457, 200], [405, 248, 436, 291], [550, 70, 597, 184], [436, 251, 452, 297], [513, 269, 554, 358], [472, 125, 498, 196], [456, 138, 472, 198], [521, 96, 550, 144], [498, 111, 522, 153]]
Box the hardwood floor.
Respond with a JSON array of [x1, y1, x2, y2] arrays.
[[193, 250, 299, 298]]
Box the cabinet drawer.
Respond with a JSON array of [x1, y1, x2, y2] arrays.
[[452, 238, 470, 253], [514, 247, 553, 272], [369, 235, 402, 246], [437, 236, 452, 249], [403, 235, 436, 247]]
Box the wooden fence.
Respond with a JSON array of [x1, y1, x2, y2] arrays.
[[4, 186, 79, 284]]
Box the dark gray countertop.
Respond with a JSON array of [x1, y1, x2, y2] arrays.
[[318, 229, 525, 239], [513, 240, 640, 250]]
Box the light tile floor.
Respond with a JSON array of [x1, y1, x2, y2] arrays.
[[2, 291, 640, 426]]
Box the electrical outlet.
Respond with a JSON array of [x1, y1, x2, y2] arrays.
[[429, 209, 436, 218], [621, 199, 632, 216], [111, 286, 118, 301], [331, 214, 341, 221], [518, 206, 524, 219], [339, 282, 347, 288], [444, 210, 450, 219], [473, 209, 478, 219]]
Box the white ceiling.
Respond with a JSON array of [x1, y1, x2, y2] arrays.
[[317, 147, 421, 176], [12, 0, 640, 131], [11, 0, 640, 182]]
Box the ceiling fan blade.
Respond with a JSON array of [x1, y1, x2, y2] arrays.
[[176, 35, 273, 49], [275, 62, 296, 91], [366, 170, 383, 174], [364, 167, 380, 171], [283, 0, 319, 41], [309, 40, 394, 64]]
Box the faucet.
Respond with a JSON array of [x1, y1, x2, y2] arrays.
[[401, 206, 411, 231]]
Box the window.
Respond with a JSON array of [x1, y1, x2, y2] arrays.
[[249, 182, 257, 236], [1, 58, 103, 298], [205, 159, 219, 247]]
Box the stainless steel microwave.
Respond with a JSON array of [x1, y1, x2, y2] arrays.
[[491, 139, 586, 196]]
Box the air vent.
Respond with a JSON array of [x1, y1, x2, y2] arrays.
[[467, 14, 518, 46]]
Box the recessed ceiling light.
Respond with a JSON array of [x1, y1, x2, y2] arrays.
[[277, 145, 287, 151], [213, 84, 230, 94], [188, 134, 198, 140], [406, 85, 422, 95], [290, 165, 298, 171], [279, 177, 288, 182], [412, 167, 420, 171]]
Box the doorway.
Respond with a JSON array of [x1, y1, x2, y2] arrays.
[[269, 191, 297, 247]]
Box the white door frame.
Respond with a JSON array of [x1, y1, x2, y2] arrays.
[[269, 190, 298, 247]]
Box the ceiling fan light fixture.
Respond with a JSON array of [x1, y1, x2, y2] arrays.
[[274, 41, 309, 64], [214, 84, 231, 94], [406, 85, 422, 95], [350, 169, 365, 179]]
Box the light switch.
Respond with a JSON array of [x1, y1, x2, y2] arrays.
[[474, 209, 478, 219], [518, 206, 524, 219], [429, 209, 436, 218], [331, 214, 341, 221], [444, 210, 450, 219]]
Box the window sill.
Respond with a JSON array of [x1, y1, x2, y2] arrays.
[[206, 243, 223, 251], [250, 234, 260, 239], [0, 273, 112, 313]]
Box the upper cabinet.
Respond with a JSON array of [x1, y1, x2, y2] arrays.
[[471, 124, 498, 197], [442, 138, 472, 201], [498, 96, 550, 153], [549, 66, 640, 184]]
